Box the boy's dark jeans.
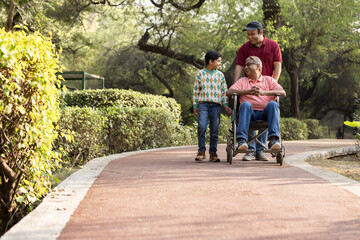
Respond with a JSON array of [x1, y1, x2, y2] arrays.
[[197, 102, 221, 154]]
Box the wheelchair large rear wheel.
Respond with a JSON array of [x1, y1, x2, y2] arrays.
[[276, 153, 283, 166]]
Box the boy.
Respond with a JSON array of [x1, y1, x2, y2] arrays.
[[193, 50, 232, 162]]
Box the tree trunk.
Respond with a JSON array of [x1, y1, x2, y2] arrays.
[[262, 0, 301, 119], [0, 179, 16, 235], [282, 48, 300, 119], [5, 0, 16, 32]]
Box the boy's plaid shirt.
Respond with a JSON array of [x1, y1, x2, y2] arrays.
[[193, 68, 229, 109]]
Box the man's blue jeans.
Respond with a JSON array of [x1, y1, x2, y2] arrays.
[[197, 102, 221, 154], [236, 101, 280, 143]]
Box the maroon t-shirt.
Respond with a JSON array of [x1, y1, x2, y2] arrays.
[[235, 37, 282, 77]]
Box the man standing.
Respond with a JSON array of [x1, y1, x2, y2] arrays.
[[234, 21, 282, 161]]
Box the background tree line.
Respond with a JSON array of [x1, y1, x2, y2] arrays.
[[1, 0, 360, 127]]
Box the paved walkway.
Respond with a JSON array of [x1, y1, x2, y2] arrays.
[[2, 139, 360, 240]]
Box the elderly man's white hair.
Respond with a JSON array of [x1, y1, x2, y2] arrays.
[[246, 56, 262, 72]]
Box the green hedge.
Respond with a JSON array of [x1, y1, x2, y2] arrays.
[[60, 88, 181, 119], [303, 119, 329, 139], [280, 118, 309, 140], [104, 107, 181, 153], [54, 105, 198, 161], [279, 118, 330, 140], [55, 107, 107, 167], [55, 89, 194, 157]]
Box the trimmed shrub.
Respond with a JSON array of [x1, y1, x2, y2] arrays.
[[174, 124, 197, 146], [280, 118, 309, 140], [0, 29, 61, 234], [54, 107, 107, 167], [303, 119, 329, 139], [103, 106, 181, 153], [59, 88, 181, 120]]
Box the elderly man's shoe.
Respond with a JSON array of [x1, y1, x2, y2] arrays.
[[268, 138, 281, 150], [255, 152, 269, 161], [237, 139, 248, 150], [242, 152, 254, 161]]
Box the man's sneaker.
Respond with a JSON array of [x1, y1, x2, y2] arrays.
[[237, 139, 248, 150], [242, 152, 254, 161], [209, 153, 220, 162], [268, 138, 281, 150], [195, 151, 205, 161], [255, 152, 269, 161]]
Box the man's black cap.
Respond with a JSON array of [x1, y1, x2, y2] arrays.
[[242, 21, 263, 31]]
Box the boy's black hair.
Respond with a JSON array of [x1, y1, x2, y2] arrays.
[[205, 50, 221, 65]]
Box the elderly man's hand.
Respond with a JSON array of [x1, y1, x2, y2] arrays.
[[250, 86, 260, 96]]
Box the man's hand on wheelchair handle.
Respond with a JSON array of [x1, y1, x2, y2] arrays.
[[225, 106, 232, 115]]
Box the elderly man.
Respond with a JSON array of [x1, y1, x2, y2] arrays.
[[227, 56, 286, 152]]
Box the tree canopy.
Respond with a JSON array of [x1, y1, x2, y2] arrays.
[[1, 0, 360, 122]]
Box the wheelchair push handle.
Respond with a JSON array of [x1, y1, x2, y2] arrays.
[[275, 94, 280, 103], [232, 93, 238, 121]]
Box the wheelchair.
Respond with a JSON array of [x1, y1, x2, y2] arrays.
[[226, 93, 285, 165]]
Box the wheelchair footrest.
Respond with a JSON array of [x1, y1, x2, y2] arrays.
[[263, 149, 282, 153]]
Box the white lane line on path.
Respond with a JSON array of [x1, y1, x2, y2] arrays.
[[0, 146, 193, 240], [285, 145, 360, 197]]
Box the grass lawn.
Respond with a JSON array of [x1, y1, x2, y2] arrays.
[[306, 153, 360, 182]]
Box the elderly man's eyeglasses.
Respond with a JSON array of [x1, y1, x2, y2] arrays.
[[244, 62, 257, 67]]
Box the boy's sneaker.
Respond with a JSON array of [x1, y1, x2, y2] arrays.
[[268, 138, 281, 150], [237, 139, 248, 150], [255, 152, 269, 161], [209, 153, 220, 162], [195, 151, 205, 161], [242, 152, 254, 161]]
